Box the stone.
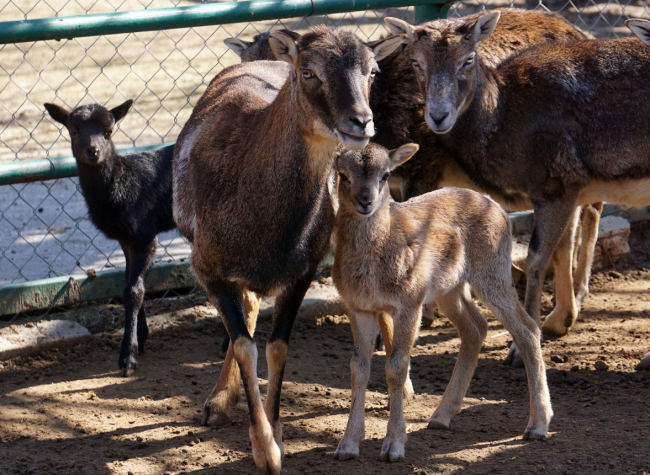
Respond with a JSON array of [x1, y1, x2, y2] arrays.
[[0, 320, 90, 360]]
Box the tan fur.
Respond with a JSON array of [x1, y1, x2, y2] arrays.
[[202, 288, 260, 426], [377, 312, 415, 403], [265, 339, 289, 454], [332, 144, 552, 462]]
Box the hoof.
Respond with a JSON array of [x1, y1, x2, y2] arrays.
[[120, 366, 136, 377], [427, 418, 450, 430], [334, 447, 360, 461], [201, 404, 231, 427], [523, 427, 547, 440], [636, 353, 650, 371], [379, 436, 405, 463], [118, 348, 138, 377], [251, 431, 282, 475], [541, 321, 569, 338], [504, 344, 525, 368]]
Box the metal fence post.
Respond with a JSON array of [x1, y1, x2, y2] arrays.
[[414, 0, 456, 21]]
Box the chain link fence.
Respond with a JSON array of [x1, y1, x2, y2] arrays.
[[0, 0, 648, 324]]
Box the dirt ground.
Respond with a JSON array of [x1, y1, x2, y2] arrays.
[[1, 225, 650, 475]]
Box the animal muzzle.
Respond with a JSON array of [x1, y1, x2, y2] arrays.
[[425, 102, 456, 134], [335, 112, 375, 151]]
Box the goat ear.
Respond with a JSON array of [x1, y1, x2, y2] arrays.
[[224, 38, 252, 57], [471, 11, 500, 43], [371, 34, 406, 62], [44, 103, 70, 126], [389, 143, 419, 170], [110, 99, 133, 123], [269, 30, 300, 66], [384, 17, 416, 43], [627, 19, 650, 45]]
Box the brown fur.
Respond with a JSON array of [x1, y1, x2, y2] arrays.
[[377, 9, 602, 364], [332, 143, 552, 462], [172, 26, 404, 474], [399, 13, 650, 356], [376, 9, 592, 200]]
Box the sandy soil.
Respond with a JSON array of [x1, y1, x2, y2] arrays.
[[1, 229, 650, 475]]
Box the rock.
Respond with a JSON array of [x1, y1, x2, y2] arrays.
[[551, 354, 569, 364], [594, 360, 609, 372], [593, 216, 631, 270], [0, 320, 90, 361]]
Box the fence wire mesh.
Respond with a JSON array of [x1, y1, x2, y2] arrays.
[[0, 0, 648, 323]]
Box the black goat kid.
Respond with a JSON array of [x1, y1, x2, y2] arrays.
[[44, 100, 175, 376]]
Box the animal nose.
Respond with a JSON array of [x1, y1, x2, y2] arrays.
[[350, 114, 371, 130], [358, 198, 372, 209], [87, 147, 99, 157], [429, 112, 449, 127]]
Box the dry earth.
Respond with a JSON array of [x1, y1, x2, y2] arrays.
[[1, 227, 650, 475]]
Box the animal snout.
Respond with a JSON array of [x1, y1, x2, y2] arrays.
[[429, 112, 449, 127], [358, 198, 373, 209], [86, 146, 99, 158], [350, 114, 372, 130]]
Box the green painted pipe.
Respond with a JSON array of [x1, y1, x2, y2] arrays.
[[0, 0, 447, 44], [0, 260, 197, 317], [0, 143, 174, 186]]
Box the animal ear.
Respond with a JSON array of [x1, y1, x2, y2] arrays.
[[471, 11, 500, 43], [224, 38, 253, 57], [627, 19, 650, 45], [389, 143, 419, 170], [110, 99, 134, 123], [269, 30, 300, 66], [44, 103, 70, 126], [384, 17, 416, 43], [371, 34, 406, 62], [279, 29, 301, 41]]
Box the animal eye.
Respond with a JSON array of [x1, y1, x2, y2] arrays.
[[381, 172, 390, 182], [301, 69, 314, 79], [104, 129, 112, 138], [69, 129, 77, 137], [463, 54, 475, 67], [370, 69, 377, 78], [338, 172, 349, 182], [411, 60, 422, 71]]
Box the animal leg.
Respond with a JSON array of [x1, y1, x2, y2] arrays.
[[428, 286, 487, 430], [205, 280, 280, 475], [378, 311, 414, 404], [265, 274, 313, 455], [118, 240, 155, 376], [335, 310, 377, 461], [573, 202, 602, 309], [477, 282, 552, 440], [506, 197, 577, 367], [380, 306, 421, 463], [202, 287, 260, 427], [542, 207, 581, 337]]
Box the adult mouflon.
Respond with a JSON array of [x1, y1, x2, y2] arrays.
[[172, 26, 405, 474], [384, 13, 650, 368], [44, 100, 175, 376]]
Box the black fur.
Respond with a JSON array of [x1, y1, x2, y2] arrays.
[[44, 101, 175, 376]]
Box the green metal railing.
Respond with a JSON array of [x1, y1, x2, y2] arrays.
[[0, 0, 449, 44], [0, 0, 447, 317]]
